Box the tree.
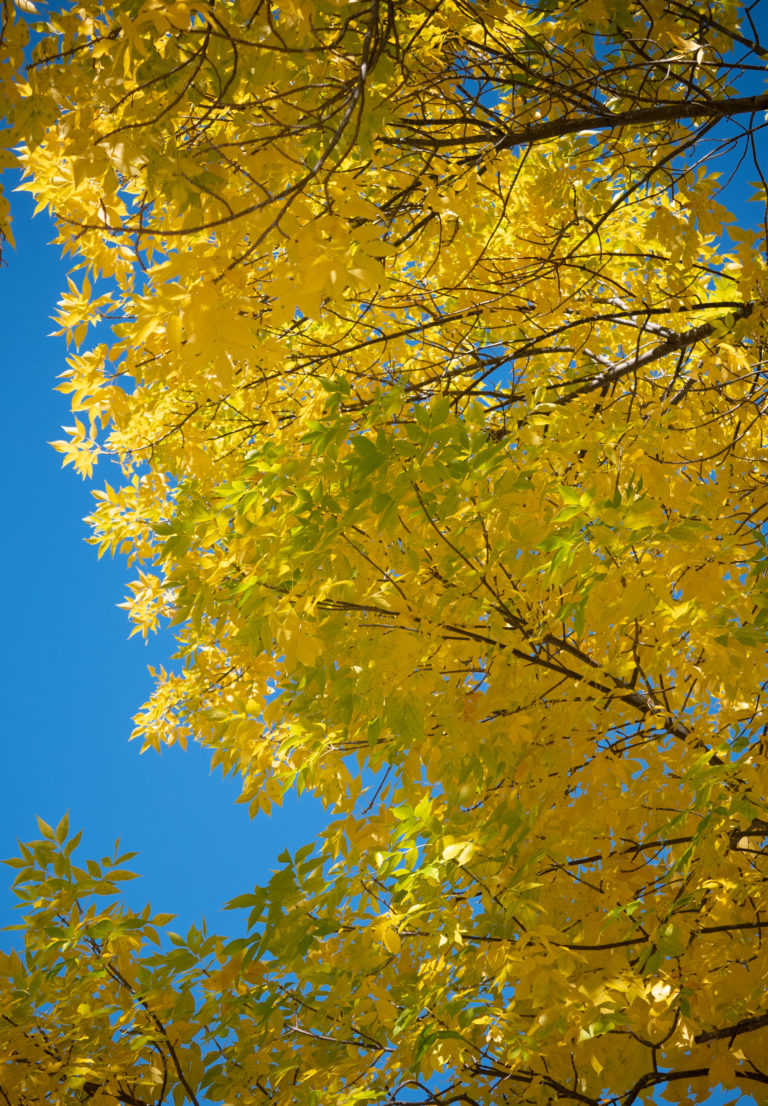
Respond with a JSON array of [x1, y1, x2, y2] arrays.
[[2, 0, 768, 1102], [0, 0, 33, 249]]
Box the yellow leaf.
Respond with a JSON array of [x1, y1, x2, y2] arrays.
[[382, 927, 401, 955]]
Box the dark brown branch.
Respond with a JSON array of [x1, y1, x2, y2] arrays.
[[471, 1064, 598, 1105], [552, 301, 756, 405], [83, 1083, 151, 1106], [695, 1011, 768, 1044], [623, 1067, 710, 1106], [401, 91, 768, 155]]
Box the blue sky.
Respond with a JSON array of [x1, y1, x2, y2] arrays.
[[0, 180, 328, 936]]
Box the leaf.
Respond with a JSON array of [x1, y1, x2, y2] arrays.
[[55, 812, 70, 845], [442, 842, 475, 865], [36, 817, 55, 841], [382, 927, 401, 955]]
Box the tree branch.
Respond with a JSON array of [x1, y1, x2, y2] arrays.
[[695, 1011, 768, 1044], [397, 91, 768, 154], [551, 301, 756, 405]]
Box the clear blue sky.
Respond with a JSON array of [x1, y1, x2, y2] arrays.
[[0, 181, 327, 936]]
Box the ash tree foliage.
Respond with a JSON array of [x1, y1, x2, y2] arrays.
[[3, 0, 768, 1102]]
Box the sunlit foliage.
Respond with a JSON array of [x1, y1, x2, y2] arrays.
[[3, 0, 768, 1103]]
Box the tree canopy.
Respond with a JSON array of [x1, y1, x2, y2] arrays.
[[2, 0, 768, 1102]]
